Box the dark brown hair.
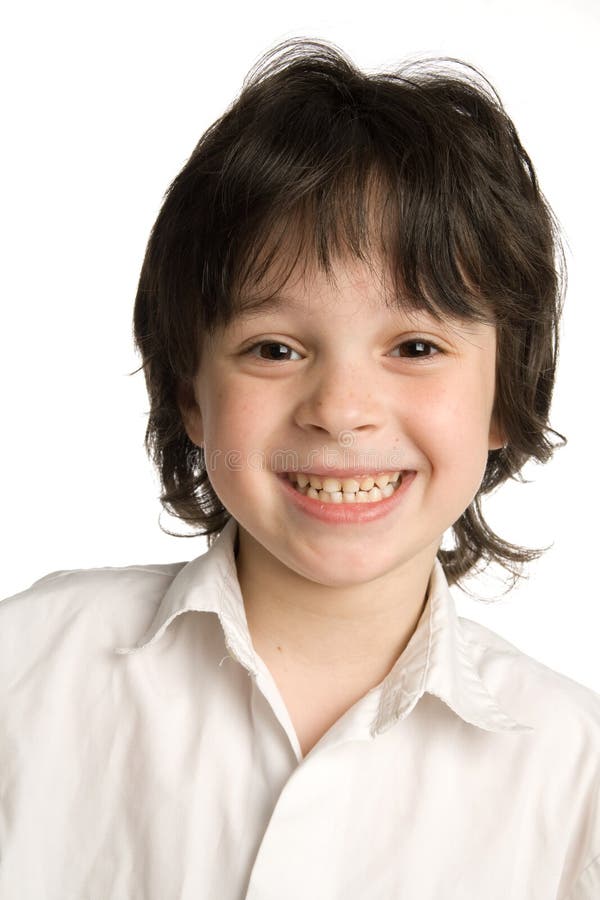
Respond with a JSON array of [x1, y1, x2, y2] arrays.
[[132, 38, 566, 592]]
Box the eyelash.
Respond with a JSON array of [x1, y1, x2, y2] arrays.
[[242, 338, 443, 363]]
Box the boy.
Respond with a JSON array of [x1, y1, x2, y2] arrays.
[[1, 38, 598, 899]]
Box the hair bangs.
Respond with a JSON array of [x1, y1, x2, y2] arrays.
[[228, 160, 495, 330]]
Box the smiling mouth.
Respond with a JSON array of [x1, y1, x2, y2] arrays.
[[283, 471, 405, 503]]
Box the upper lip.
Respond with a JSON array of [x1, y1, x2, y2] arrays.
[[279, 467, 410, 478]]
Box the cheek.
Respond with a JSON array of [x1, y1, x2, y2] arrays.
[[419, 383, 491, 480], [204, 385, 267, 451]]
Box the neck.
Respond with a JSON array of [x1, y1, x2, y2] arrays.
[[235, 524, 438, 686]]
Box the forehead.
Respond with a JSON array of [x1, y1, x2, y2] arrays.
[[229, 257, 492, 342], [235, 255, 416, 321]]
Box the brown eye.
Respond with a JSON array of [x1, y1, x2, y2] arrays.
[[392, 340, 441, 359], [245, 341, 301, 362]]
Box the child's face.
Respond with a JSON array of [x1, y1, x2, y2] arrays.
[[181, 255, 503, 587]]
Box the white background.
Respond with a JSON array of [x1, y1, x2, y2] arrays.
[[1, 0, 598, 689]]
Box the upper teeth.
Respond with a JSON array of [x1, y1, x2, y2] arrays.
[[287, 472, 401, 492]]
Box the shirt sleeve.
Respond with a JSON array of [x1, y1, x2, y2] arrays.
[[566, 853, 600, 900]]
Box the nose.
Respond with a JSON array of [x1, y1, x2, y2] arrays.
[[293, 358, 387, 439]]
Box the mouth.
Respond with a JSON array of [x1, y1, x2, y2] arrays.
[[280, 470, 406, 504]]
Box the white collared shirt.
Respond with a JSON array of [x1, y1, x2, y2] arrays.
[[1, 517, 599, 899]]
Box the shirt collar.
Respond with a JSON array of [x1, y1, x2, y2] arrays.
[[115, 517, 534, 735]]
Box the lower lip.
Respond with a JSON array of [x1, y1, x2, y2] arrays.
[[276, 471, 416, 524]]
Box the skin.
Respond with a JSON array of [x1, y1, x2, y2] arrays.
[[179, 255, 504, 750]]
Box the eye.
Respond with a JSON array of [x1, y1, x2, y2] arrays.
[[241, 337, 443, 363], [243, 341, 302, 362], [390, 339, 442, 360]]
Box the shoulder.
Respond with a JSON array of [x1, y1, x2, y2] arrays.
[[459, 618, 600, 752], [459, 615, 600, 733], [460, 616, 600, 887], [0, 560, 187, 672], [1, 559, 186, 616]]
